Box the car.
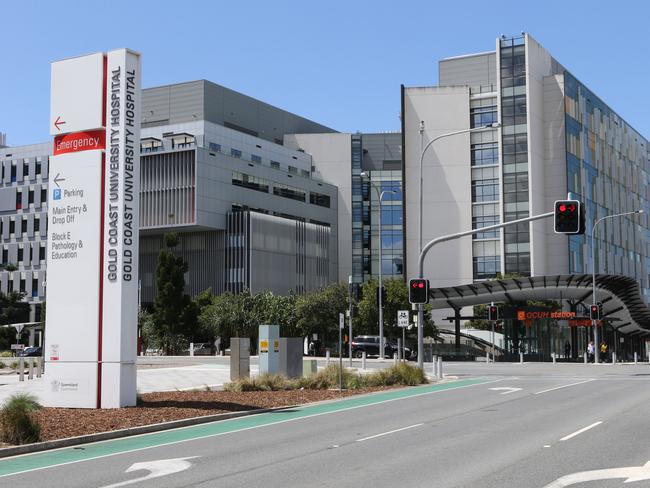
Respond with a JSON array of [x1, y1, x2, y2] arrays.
[[388, 339, 413, 360], [350, 335, 395, 358], [19, 346, 42, 357]]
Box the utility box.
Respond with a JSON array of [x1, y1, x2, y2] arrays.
[[303, 359, 318, 378], [259, 325, 280, 375], [279, 337, 303, 378], [230, 337, 250, 380]]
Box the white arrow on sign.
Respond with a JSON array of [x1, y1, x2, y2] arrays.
[[542, 460, 650, 487], [489, 387, 522, 395], [100, 456, 199, 488]]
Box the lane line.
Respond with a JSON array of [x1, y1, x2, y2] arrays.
[[0, 377, 501, 478], [534, 379, 595, 395], [356, 423, 423, 442], [559, 421, 602, 441]]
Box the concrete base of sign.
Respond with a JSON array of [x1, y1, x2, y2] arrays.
[[279, 338, 303, 378], [44, 362, 98, 409], [230, 338, 250, 381], [303, 359, 318, 378], [259, 325, 279, 375]]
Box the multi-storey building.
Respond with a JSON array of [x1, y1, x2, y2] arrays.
[[1, 80, 340, 315], [403, 33, 649, 297], [285, 132, 403, 285]]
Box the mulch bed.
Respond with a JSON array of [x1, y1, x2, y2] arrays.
[[32, 387, 393, 442]]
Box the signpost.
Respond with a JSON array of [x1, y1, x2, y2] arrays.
[[339, 313, 344, 391], [45, 49, 141, 408], [398, 310, 409, 361]]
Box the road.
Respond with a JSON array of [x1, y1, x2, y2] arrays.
[[2, 363, 650, 487]]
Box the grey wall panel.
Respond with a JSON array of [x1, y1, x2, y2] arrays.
[[0, 188, 15, 212], [362, 133, 402, 171], [439, 53, 497, 88]]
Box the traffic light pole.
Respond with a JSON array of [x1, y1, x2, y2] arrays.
[[416, 211, 554, 370]]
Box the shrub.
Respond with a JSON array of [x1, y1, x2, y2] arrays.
[[296, 364, 358, 390], [9, 362, 18, 370], [0, 362, 5, 369], [0, 351, 13, 358], [363, 363, 428, 387], [0, 393, 42, 445], [224, 374, 291, 392]]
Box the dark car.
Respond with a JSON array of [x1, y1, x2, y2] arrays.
[[19, 346, 42, 357], [350, 336, 395, 358], [388, 339, 413, 360]]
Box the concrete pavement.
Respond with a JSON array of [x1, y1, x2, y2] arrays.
[[2, 363, 650, 487]]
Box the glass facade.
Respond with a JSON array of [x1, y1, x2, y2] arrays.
[[351, 135, 364, 282], [500, 35, 530, 276], [368, 171, 403, 279], [564, 72, 650, 300]]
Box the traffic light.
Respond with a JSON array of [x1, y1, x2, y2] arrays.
[[554, 200, 583, 234], [488, 305, 498, 321], [409, 279, 429, 304], [376, 286, 387, 308], [590, 304, 601, 320]]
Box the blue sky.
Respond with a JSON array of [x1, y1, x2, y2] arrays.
[[1, 1, 649, 145]]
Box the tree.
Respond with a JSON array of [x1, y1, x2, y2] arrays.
[[295, 283, 349, 344], [152, 233, 197, 354], [0, 291, 31, 350]]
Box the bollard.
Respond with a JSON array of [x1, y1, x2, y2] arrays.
[[393, 352, 398, 364], [325, 349, 330, 366], [19, 357, 24, 382], [36, 357, 42, 378], [486, 351, 490, 363], [552, 353, 556, 364], [362, 351, 366, 370], [584, 352, 588, 364], [634, 352, 638, 365], [519, 352, 524, 364], [612, 352, 617, 365], [437, 356, 443, 379], [189, 342, 194, 357], [433, 355, 438, 378], [28, 359, 34, 380], [397, 338, 402, 361]]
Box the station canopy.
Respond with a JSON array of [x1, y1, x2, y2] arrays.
[[428, 274, 650, 336]]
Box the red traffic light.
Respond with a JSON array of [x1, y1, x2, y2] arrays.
[[409, 279, 429, 304], [559, 204, 566, 212]]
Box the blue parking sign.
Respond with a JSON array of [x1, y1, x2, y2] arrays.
[[53, 189, 61, 200]]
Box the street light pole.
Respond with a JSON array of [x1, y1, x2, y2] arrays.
[[416, 122, 500, 370], [361, 171, 395, 359], [591, 209, 643, 363]]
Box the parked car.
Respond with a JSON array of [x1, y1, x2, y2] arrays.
[[19, 346, 42, 357], [350, 336, 395, 358], [388, 339, 413, 360]]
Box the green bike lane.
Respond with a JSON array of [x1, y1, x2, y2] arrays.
[[0, 377, 492, 477]]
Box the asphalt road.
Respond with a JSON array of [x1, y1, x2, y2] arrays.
[[3, 363, 650, 488]]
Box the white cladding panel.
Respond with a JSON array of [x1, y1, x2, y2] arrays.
[[44, 150, 103, 408], [50, 53, 104, 136]]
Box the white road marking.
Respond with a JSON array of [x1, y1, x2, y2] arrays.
[[356, 423, 423, 442], [534, 379, 595, 395], [99, 456, 198, 488], [543, 445, 551, 448], [489, 387, 522, 395], [559, 421, 602, 441], [542, 460, 650, 487]]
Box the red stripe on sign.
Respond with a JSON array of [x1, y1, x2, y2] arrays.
[[53, 130, 106, 155]]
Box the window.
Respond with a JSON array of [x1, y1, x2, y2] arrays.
[[208, 142, 221, 153], [471, 178, 499, 202], [11, 164, 16, 182], [251, 154, 262, 164], [381, 230, 403, 250], [470, 105, 498, 128], [288, 165, 298, 174], [472, 215, 500, 239], [231, 172, 269, 193], [15, 191, 22, 210], [2, 248, 7, 263], [23, 163, 29, 177], [309, 192, 330, 208], [273, 183, 305, 202], [40, 188, 47, 204], [471, 142, 498, 166], [380, 205, 403, 225], [301, 169, 310, 178], [21, 219, 27, 234], [9, 220, 15, 235], [39, 245, 46, 261], [473, 256, 500, 279], [380, 181, 402, 201], [17, 247, 23, 262], [19, 279, 25, 293], [34, 217, 40, 233], [230, 148, 242, 158], [28, 190, 34, 205], [35, 160, 42, 176], [32, 278, 39, 297], [270, 161, 280, 169]]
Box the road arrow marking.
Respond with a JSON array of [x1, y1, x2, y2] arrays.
[[54, 116, 66, 131], [542, 461, 650, 487], [489, 387, 522, 395], [99, 456, 199, 488], [53, 173, 66, 188]]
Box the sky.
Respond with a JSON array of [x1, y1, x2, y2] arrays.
[[1, 0, 649, 146]]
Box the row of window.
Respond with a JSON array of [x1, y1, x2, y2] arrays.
[[470, 105, 498, 129], [1, 245, 46, 265], [0, 160, 45, 184], [0, 217, 44, 237], [231, 172, 331, 207], [15, 188, 48, 209], [210, 142, 309, 177]]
